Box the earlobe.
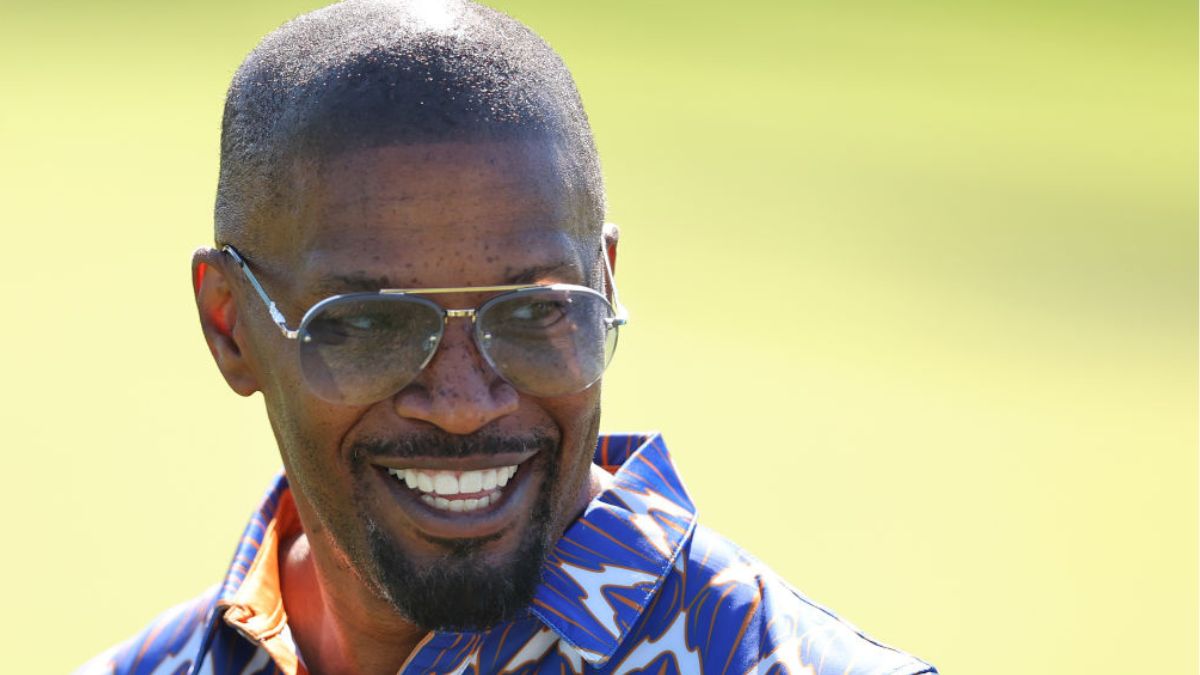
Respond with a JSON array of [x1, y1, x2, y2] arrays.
[[192, 248, 260, 397]]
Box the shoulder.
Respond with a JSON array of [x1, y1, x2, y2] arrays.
[[608, 525, 937, 675], [74, 586, 218, 675]]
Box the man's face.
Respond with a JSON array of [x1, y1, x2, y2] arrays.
[[231, 139, 605, 630]]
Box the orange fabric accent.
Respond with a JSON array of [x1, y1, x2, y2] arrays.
[[221, 489, 308, 675]]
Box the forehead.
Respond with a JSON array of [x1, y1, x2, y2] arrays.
[[277, 139, 590, 288]]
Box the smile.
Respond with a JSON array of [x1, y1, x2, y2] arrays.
[[386, 465, 520, 513], [368, 444, 544, 539]]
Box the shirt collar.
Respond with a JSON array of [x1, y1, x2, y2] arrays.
[[209, 476, 303, 673], [531, 432, 697, 666], [203, 432, 696, 670]]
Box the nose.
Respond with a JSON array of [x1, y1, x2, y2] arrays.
[[391, 320, 519, 434]]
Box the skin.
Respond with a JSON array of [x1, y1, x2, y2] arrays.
[[192, 138, 618, 675]]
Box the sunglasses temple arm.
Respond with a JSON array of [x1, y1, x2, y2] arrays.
[[222, 245, 301, 340], [602, 247, 629, 326], [267, 305, 301, 340]]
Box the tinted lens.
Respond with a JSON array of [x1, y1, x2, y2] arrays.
[[298, 295, 443, 404], [476, 287, 617, 397]]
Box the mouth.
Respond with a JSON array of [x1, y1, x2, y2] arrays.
[[387, 464, 520, 513], [369, 448, 543, 539]]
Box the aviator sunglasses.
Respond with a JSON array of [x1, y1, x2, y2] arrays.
[[223, 244, 628, 405]]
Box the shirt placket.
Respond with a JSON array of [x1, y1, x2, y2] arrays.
[[396, 632, 483, 674]]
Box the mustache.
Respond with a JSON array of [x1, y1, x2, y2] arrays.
[[352, 431, 558, 461]]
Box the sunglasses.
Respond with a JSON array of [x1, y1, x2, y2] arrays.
[[223, 244, 627, 405]]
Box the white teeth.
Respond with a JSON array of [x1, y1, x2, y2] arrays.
[[399, 466, 519, 495], [389, 465, 520, 511], [417, 490, 502, 512], [417, 473, 434, 493], [459, 470, 483, 493], [433, 473, 459, 496]]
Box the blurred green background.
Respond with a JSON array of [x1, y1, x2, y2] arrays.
[[1, 1, 1195, 673]]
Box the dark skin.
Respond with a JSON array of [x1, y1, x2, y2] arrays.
[[192, 139, 618, 675]]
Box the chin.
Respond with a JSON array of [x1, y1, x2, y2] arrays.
[[360, 448, 559, 631]]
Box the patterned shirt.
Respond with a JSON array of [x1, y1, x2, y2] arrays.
[[78, 433, 937, 675]]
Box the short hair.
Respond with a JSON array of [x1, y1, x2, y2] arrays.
[[215, 0, 604, 253]]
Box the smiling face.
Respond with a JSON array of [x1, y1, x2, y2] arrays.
[[218, 138, 610, 630]]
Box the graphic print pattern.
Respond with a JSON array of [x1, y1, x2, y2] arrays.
[[79, 433, 937, 675]]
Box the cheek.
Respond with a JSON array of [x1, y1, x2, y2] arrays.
[[542, 391, 603, 526], [550, 384, 601, 448], [541, 382, 602, 431], [262, 379, 360, 484], [264, 391, 371, 557]]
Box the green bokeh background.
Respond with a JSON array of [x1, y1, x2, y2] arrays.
[[1, 1, 1195, 673]]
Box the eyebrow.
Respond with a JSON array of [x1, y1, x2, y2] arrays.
[[314, 262, 581, 297]]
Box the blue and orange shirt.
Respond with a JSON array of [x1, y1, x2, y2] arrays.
[[79, 433, 937, 675]]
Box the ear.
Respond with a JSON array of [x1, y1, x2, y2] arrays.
[[602, 221, 620, 274], [192, 247, 261, 397]]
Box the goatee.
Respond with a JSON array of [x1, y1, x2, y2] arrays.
[[351, 431, 559, 630]]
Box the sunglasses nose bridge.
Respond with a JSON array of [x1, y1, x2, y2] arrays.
[[431, 308, 491, 377]]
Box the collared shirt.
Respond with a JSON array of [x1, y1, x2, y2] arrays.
[[79, 433, 937, 675]]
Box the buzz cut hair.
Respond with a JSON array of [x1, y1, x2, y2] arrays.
[[215, 0, 604, 253]]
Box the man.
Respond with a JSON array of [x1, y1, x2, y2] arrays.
[[80, 1, 936, 673]]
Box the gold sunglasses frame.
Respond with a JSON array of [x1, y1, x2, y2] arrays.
[[221, 243, 628, 343]]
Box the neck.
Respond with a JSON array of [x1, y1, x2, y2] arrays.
[[280, 532, 427, 675]]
